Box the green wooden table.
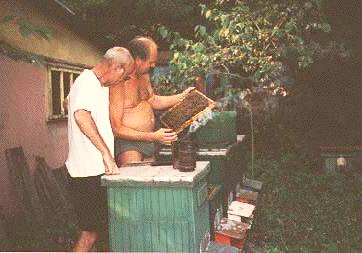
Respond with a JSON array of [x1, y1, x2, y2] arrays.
[[101, 161, 211, 252]]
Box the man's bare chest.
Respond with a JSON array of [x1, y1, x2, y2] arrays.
[[123, 81, 150, 108]]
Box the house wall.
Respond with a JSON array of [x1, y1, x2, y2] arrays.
[[0, 0, 102, 66], [0, 0, 102, 212]]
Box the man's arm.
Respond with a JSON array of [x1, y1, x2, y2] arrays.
[[109, 84, 177, 144], [148, 94, 182, 110], [144, 75, 195, 110], [74, 109, 119, 175]]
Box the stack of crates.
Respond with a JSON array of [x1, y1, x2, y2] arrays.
[[213, 177, 262, 252]]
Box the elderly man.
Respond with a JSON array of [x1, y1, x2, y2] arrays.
[[110, 36, 193, 166], [66, 47, 133, 252]]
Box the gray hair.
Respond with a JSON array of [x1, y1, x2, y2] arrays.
[[103, 46, 133, 67]]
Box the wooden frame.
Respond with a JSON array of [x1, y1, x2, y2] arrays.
[[160, 89, 215, 134], [46, 65, 82, 121]]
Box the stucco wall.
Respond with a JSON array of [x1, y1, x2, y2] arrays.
[[0, 0, 103, 212], [0, 0, 102, 66], [0, 55, 69, 211]]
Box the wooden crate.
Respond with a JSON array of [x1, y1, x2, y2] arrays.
[[214, 218, 250, 251], [160, 89, 215, 134]]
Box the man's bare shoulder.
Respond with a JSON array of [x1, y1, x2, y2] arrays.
[[138, 73, 151, 84], [110, 83, 125, 98], [112, 82, 127, 90]]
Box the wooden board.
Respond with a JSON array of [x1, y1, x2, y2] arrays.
[[5, 147, 44, 223], [160, 89, 215, 134]]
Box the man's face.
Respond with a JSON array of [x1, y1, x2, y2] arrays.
[[136, 47, 158, 76], [106, 62, 135, 86]]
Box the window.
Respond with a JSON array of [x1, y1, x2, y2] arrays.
[[47, 65, 82, 120]]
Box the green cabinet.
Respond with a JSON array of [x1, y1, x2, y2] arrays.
[[101, 161, 211, 252]]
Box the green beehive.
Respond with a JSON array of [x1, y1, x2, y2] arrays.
[[193, 111, 237, 148], [101, 161, 211, 253], [158, 142, 246, 217]]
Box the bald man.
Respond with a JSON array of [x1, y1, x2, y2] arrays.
[[110, 36, 193, 166]]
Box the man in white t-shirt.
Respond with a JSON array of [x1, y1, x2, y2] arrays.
[[65, 47, 134, 252]]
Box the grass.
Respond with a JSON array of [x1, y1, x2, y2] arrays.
[[246, 152, 361, 252]]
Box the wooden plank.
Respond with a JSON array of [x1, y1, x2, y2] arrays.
[[5, 147, 44, 224], [0, 208, 10, 251], [34, 157, 76, 221]]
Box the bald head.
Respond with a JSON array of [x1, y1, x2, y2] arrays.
[[128, 37, 158, 76], [128, 36, 157, 61]]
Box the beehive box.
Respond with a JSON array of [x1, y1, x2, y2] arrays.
[[194, 111, 237, 148], [158, 142, 246, 216], [101, 161, 211, 252], [236, 189, 259, 205], [160, 89, 215, 134], [214, 218, 250, 250]]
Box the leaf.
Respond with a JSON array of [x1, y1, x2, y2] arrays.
[[325, 243, 338, 253], [173, 52, 179, 60], [0, 15, 15, 23], [220, 15, 230, 27], [18, 23, 33, 37], [158, 26, 168, 39], [34, 26, 53, 40], [205, 10, 212, 19], [321, 23, 331, 33], [199, 4, 206, 15], [195, 25, 207, 37]]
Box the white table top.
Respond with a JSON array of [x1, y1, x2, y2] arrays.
[[101, 161, 210, 187]]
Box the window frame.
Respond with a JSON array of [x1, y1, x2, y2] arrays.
[[46, 61, 84, 121]]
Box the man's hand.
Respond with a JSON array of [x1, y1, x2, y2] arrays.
[[179, 86, 196, 101], [153, 128, 177, 145], [103, 153, 119, 175], [74, 109, 119, 175]]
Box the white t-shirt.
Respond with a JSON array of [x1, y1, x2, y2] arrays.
[[65, 69, 114, 177]]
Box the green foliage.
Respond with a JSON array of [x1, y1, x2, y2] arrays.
[[245, 152, 362, 252], [152, 74, 179, 96], [0, 15, 52, 40], [63, 0, 201, 46], [158, 0, 331, 90], [63, 0, 109, 11]]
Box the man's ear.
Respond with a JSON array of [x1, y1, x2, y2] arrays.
[[135, 58, 143, 66], [119, 68, 125, 76]]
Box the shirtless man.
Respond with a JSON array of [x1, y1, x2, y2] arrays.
[[110, 36, 193, 166]]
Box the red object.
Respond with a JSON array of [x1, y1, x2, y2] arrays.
[[235, 190, 258, 205], [235, 196, 254, 204], [214, 218, 249, 250], [215, 231, 246, 249]]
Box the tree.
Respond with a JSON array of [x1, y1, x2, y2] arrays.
[[63, 0, 203, 47], [158, 0, 331, 93]]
